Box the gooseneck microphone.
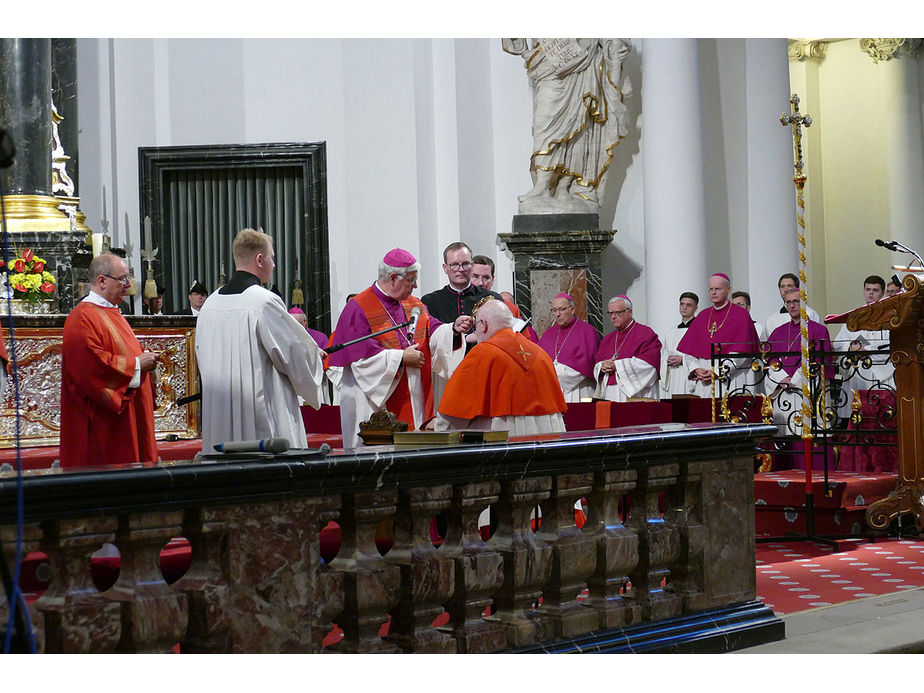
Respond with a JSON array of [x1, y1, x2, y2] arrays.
[[213, 438, 290, 454], [875, 238, 924, 270]]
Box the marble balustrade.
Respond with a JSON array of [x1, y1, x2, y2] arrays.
[[0, 422, 775, 653]]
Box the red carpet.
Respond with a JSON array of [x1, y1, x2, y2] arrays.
[[756, 538, 924, 614]]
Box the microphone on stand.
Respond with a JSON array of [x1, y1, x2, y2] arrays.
[[213, 437, 290, 454], [876, 239, 924, 270], [406, 306, 421, 340]]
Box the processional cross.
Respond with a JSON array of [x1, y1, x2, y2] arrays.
[[780, 94, 820, 512]]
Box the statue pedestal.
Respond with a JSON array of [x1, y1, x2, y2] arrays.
[[498, 214, 615, 337]]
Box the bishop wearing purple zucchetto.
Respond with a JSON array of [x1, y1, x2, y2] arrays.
[[677, 273, 760, 397], [537, 293, 601, 402], [328, 248, 470, 448]]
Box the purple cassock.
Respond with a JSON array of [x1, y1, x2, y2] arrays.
[[328, 283, 442, 367], [678, 302, 760, 357], [767, 318, 834, 379], [592, 320, 662, 386], [306, 327, 329, 350], [537, 317, 600, 379]]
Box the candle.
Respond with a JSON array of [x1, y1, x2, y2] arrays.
[[91, 233, 103, 257], [144, 216, 153, 250]]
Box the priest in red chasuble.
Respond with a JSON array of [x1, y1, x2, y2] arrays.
[[677, 273, 760, 397], [436, 298, 567, 436], [60, 253, 158, 469], [592, 295, 662, 401]]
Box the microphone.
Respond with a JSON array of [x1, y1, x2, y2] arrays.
[[213, 437, 290, 454], [875, 239, 898, 250], [406, 306, 421, 339]]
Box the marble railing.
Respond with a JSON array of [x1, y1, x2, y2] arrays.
[[0, 422, 777, 653]]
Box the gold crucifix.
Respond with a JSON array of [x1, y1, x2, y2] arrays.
[[709, 322, 718, 338], [780, 94, 812, 180]]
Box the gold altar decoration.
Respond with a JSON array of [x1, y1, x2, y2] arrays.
[[1, 326, 200, 448]]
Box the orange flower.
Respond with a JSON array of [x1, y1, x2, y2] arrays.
[[40, 282, 55, 294], [22, 249, 34, 262], [14, 259, 25, 273], [14, 284, 27, 293], [32, 260, 45, 273], [0, 259, 5, 268]]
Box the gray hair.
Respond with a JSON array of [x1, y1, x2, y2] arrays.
[[608, 295, 632, 310], [378, 260, 420, 282]]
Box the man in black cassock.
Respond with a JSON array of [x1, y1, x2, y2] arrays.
[[421, 241, 503, 323]]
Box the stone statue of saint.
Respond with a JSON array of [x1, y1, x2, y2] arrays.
[[503, 38, 632, 215]]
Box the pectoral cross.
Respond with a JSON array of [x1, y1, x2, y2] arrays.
[[709, 322, 718, 338], [517, 345, 530, 363]]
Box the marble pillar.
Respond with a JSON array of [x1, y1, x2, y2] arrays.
[[0, 38, 89, 312], [498, 214, 615, 337], [0, 39, 53, 197], [743, 39, 799, 321], [641, 39, 708, 337], [52, 38, 79, 193]]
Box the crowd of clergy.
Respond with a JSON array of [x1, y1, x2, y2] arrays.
[[52, 228, 900, 476]]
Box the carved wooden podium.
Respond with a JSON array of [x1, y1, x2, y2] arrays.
[[826, 274, 924, 530]]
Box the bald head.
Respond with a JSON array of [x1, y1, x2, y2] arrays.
[[474, 298, 513, 342]]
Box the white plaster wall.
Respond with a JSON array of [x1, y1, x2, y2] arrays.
[[78, 38, 904, 336]]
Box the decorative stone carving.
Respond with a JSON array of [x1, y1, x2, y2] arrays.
[[859, 38, 923, 63], [787, 39, 828, 62], [502, 38, 632, 215]]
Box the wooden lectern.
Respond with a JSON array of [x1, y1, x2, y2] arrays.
[[825, 274, 924, 531]]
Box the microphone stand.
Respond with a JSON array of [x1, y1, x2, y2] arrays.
[[891, 241, 924, 272], [176, 318, 415, 406]]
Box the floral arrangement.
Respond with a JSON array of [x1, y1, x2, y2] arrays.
[[1, 248, 56, 304]]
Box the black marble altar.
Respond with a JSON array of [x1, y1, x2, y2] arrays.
[[0, 422, 784, 654]]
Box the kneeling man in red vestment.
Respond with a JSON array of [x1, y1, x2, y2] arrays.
[[60, 253, 158, 468], [436, 298, 567, 436]]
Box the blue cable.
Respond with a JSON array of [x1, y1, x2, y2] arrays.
[[1, 182, 37, 654]]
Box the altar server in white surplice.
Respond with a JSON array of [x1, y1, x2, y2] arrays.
[[833, 274, 894, 421], [196, 228, 326, 453], [660, 291, 698, 396]]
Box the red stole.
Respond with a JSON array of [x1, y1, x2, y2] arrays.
[[352, 288, 434, 427]]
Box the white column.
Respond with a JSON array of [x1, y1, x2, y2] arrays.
[[881, 50, 924, 254], [744, 38, 799, 322], [642, 39, 708, 336]]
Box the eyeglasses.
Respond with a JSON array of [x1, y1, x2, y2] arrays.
[[550, 307, 573, 314], [102, 274, 131, 286], [447, 262, 472, 271], [607, 309, 629, 316]]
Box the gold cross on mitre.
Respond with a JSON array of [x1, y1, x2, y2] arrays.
[[516, 344, 531, 363]]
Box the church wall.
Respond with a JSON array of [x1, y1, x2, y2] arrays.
[[72, 37, 842, 337], [815, 40, 892, 316]]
